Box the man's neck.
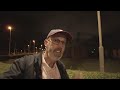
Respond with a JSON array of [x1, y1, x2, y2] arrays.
[[43, 52, 56, 68]]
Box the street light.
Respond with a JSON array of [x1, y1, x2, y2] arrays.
[[41, 44, 43, 49], [28, 45, 30, 53], [35, 47, 37, 53], [21, 50, 22, 53], [8, 26, 12, 56], [33, 40, 35, 53], [97, 11, 104, 72], [39, 48, 41, 52]]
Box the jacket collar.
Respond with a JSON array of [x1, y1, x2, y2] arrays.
[[34, 52, 42, 79]]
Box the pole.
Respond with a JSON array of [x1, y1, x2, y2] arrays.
[[97, 11, 105, 72], [33, 40, 35, 53], [29, 40, 31, 53], [28, 45, 30, 54], [34, 42, 35, 53], [14, 42, 16, 55], [9, 29, 11, 56]]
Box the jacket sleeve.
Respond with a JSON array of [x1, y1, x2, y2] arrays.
[[0, 56, 26, 79]]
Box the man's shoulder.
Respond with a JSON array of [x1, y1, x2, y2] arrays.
[[57, 60, 65, 67], [15, 53, 41, 64], [24, 53, 41, 62]]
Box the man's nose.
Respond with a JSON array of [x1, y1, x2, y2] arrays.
[[58, 41, 65, 47]]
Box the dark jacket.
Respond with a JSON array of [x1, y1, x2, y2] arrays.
[[0, 52, 69, 79]]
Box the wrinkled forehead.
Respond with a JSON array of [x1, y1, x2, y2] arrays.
[[50, 33, 67, 40]]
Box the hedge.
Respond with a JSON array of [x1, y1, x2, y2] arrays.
[[67, 69, 120, 79]]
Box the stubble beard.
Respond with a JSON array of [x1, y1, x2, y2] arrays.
[[49, 49, 63, 61]]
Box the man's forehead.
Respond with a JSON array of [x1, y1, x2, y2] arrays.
[[50, 33, 67, 39]]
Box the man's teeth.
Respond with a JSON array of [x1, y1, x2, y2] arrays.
[[56, 51, 60, 52]]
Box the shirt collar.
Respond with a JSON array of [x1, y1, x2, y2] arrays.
[[42, 52, 56, 69]]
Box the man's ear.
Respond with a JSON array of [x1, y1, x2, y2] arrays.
[[44, 39, 48, 47]]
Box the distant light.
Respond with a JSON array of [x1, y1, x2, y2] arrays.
[[8, 26, 12, 30], [91, 51, 94, 53], [33, 40, 35, 43]]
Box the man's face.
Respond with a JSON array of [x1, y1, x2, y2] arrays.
[[44, 34, 67, 61]]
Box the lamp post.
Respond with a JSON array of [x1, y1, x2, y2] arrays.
[[8, 26, 12, 56], [97, 11, 104, 72], [28, 45, 30, 53], [14, 42, 16, 55], [33, 40, 35, 53], [35, 47, 37, 53], [21, 50, 22, 53], [29, 40, 31, 53], [39, 48, 41, 52]]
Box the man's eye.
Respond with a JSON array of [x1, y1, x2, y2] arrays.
[[52, 38, 66, 45], [61, 41, 65, 44], [54, 39, 60, 43]]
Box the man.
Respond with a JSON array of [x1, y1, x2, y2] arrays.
[[0, 29, 72, 79]]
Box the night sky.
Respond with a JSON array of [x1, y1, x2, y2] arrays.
[[0, 11, 120, 51]]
